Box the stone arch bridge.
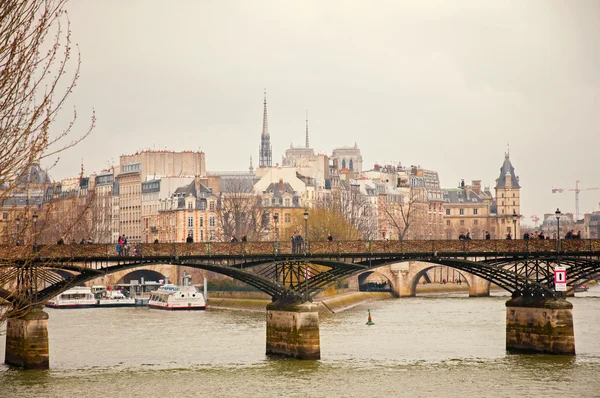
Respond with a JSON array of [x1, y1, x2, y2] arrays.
[[2, 239, 600, 368]]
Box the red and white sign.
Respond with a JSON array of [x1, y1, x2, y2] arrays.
[[554, 266, 567, 292]]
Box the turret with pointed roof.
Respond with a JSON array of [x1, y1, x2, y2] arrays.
[[494, 152, 521, 238]]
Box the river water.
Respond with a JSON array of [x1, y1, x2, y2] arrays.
[[2, 287, 600, 398]]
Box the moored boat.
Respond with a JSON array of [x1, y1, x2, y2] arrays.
[[95, 287, 136, 307], [46, 286, 96, 308], [148, 283, 206, 310]]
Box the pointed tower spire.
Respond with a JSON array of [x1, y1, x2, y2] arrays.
[[305, 109, 309, 148], [261, 89, 269, 137], [259, 89, 272, 168]]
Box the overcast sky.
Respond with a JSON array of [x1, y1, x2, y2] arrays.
[[47, 0, 600, 225]]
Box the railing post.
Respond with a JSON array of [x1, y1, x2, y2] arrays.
[[207, 242, 210, 256]]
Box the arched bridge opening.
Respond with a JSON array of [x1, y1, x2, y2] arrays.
[[358, 270, 393, 292], [116, 269, 166, 285]]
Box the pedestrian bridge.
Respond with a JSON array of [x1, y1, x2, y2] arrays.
[[2, 239, 600, 368]]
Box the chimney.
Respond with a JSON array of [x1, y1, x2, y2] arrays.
[[279, 178, 284, 192]]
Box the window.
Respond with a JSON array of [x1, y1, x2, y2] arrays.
[[284, 213, 290, 223], [209, 201, 215, 211], [187, 216, 193, 227], [349, 159, 354, 170], [446, 220, 450, 226], [199, 230, 204, 241], [342, 159, 346, 169], [199, 217, 203, 227], [473, 209, 478, 215], [459, 209, 464, 215], [187, 231, 193, 239], [209, 216, 215, 227], [209, 230, 215, 241], [263, 199, 269, 207], [512, 201, 515, 206], [285, 198, 291, 207], [513, 193, 515, 197], [187, 202, 193, 209], [501, 193, 504, 198], [501, 201, 504, 206], [445, 209, 450, 215]]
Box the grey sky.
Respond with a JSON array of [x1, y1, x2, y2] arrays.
[[48, 0, 600, 224]]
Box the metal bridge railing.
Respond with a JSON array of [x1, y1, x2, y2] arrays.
[[1, 239, 599, 260]]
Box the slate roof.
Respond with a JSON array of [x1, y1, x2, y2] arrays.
[[443, 188, 490, 204], [496, 153, 520, 188]]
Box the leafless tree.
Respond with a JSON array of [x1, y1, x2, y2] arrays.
[[217, 177, 269, 241], [315, 186, 378, 240], [0, 0, 94, 325], [382, 187, 428, 240]]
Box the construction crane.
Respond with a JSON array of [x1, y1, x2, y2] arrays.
[[530, 215, 539, 228], [551, 181, 600, 221]]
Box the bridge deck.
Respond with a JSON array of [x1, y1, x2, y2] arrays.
[[1, 239, 599, 262]]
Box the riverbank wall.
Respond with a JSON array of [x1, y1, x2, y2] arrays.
[[207, 291, 393, 315]]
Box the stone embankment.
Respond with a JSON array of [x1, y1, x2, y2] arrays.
[[207, 291, 393, 314], [206, 283, 505, 314]]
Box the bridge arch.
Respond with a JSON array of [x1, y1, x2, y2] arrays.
[[357, 270, 393, 292], [361, 260, 492, 298]]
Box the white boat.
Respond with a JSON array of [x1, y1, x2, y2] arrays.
[[46, 286, 97, 308], [95, 287, 136, 307], [148, 284, 206, 310]]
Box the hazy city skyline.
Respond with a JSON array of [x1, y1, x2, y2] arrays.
[[44, 0, 600, 225]]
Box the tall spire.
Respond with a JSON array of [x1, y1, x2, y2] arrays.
[[259, 89, 272, 168], [305, 109, 309, 148], [261, 89, 269, 137]]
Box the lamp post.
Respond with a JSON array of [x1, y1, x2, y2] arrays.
[[555, 208, 562, 251], [303, 209, 309, 255], [273, 213, 279, 255], [16, 216, 21, 246], [512, 210, 518, 239], [32, 212, 38, 253], [303, 209, 309, 302]]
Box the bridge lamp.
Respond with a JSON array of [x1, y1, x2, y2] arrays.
[[512, 210, 518, 239], [15, 216, 21, 246], [273, 213, 279, 253], [555, 208, 562, 242], [32, 212, 38, 251], [303, 209, 309, 255], [303, 209, 309, 301]]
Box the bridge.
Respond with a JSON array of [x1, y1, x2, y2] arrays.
[[2, 239, 600, 368]]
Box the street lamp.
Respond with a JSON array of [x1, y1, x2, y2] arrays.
[[512, 210, 518, 239], [303, 209, 309, 255], [15, 216, 21, 246], [273, 213, 279, 255], [555, 208, 562, 250], [303, 209, 309, 302], [32, 212, 38, 253]]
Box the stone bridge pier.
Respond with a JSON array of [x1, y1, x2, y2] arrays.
[[5, 307, 50, 369], [266, 300, 320, 360], [383, 261, 490, 297]]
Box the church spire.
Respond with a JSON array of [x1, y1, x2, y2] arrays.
[[305, 109, 309, 148], [259, 89, 272, 168]]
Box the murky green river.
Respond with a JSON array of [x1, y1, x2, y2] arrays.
[[2, 287, 600, 397]]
